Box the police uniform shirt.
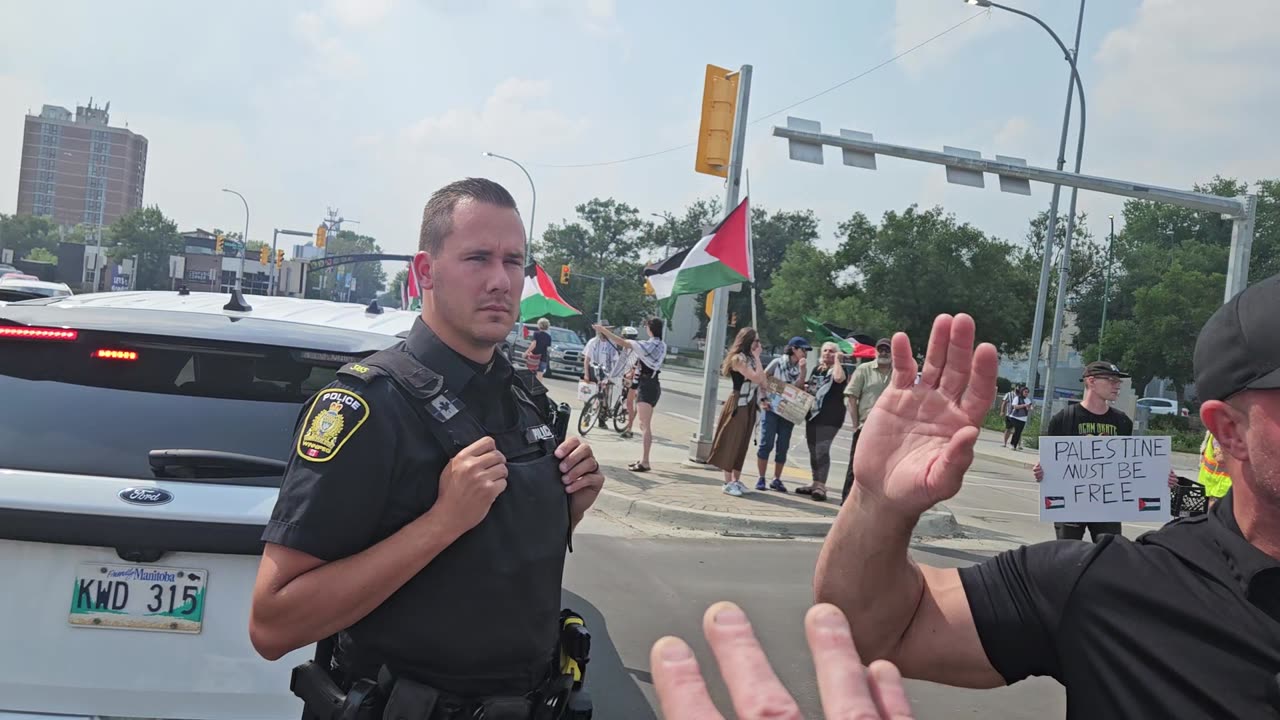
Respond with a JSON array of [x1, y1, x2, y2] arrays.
[[957, 491, 1280, 718], [262, 318, 555, 689]]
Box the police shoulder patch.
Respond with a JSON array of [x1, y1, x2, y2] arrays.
[[296, 388, 372, 462]]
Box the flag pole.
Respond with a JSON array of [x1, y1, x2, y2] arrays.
[[746, 169, 757, 332]]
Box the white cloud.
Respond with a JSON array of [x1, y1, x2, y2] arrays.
[[994, 116, 1033, 152], [402, 78, 586, 149], [1088, 0, 1280, 190], [292, 10, 362, 76], [327, 0, 399, 28]]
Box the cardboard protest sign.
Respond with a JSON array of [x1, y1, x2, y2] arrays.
[[762, 376, 815, 426], [1039, 435, 1172, 522]]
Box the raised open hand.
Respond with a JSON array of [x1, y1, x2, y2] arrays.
[[851, 313, 998, 518]]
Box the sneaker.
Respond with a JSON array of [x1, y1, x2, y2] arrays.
[[770, 479, 788, 493], [723, 482, 743, 497], [755, 478, 767, 491]]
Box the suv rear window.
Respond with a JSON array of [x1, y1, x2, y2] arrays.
[[0, 328, 359, 484]]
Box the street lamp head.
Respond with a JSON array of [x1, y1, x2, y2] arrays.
[[966, 0, 992, 6], [482, 152, 492, 157]]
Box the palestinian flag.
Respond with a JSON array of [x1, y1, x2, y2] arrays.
[[521, 261, 581, 321], [401, 266, 421, 311], [644, 197, 752, 318], [803, 317, 877, 359]]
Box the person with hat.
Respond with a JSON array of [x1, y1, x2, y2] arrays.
[[838, 337, 894, 506], [1030, 359, 1178, 541], [753, 336, 811, 493], [813, 299, 1280, 718]]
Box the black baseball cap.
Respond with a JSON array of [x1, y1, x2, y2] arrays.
[[875, 337, 891, 350], [1082, 361, 1130, 379], [1194, 273, 1280, 402]]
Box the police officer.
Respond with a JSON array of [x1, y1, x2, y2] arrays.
[[249, 177, 605, 717], [814, 286, 1280, 718]]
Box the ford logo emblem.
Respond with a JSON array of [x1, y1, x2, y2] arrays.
[[118, 487, 174, 506]]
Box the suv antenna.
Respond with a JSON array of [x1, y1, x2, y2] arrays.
[[223, 288, 253, 312], [365, 299, 384, 315]]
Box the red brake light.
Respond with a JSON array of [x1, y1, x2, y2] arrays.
[[0, 325, 78, 341], [94, 349, 138, 361]]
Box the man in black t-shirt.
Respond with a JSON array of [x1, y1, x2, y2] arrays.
[[813, 279, 1280, 718], [1032, 361, 1142, 542]]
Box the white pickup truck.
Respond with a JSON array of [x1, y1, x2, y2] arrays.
[[0, 290, 416, 719]]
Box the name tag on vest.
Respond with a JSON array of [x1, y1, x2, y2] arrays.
[[526, 424, 555, 443]]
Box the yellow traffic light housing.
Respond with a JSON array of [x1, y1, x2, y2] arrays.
[[695, 64, 740, 178], [316, 223, 327, 249], [276, 249, 285, 268], [259, 246, 270, 264], [215, 234, 225, 255], [560, 264, 570, 284]]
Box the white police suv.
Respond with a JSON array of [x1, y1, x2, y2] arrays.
[[0, 289, 416, 719]]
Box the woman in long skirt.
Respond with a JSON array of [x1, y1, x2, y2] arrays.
[[707, 327, 769, 497]]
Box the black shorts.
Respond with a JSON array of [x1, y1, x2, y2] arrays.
[[637, 375, 661, 406]]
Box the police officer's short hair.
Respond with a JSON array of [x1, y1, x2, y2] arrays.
[[419, 177, 519, 254]]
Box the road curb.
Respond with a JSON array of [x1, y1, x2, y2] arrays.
[[591, 489, 960, 539]]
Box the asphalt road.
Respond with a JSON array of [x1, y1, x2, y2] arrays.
[[563, 514, 1068, 718]]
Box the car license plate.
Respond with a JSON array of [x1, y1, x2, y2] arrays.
[[68, 562, 207, 634]]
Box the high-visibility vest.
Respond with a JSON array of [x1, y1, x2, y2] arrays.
[[1198, 431, 1232, 498]]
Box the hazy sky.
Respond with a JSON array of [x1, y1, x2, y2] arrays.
[[2, 0, 1276, 264]]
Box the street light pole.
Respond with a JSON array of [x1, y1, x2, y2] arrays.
[[483, 152, 536, 259], [969, 0, 1087, 421], [222, 188, 249, 292], [1099, 214, 1114, 360]]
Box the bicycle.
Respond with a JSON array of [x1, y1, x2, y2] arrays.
[[578, 364, 630, 435]]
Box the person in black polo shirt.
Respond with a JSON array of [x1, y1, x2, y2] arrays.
[[814, 281, 1280, 719]]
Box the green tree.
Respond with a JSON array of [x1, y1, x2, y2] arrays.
[[837, 205, 1036, 356], [307, 230, 388, 302], [379, 268, 410, 309], [107, 207, 181, 291], [534, 198, 655, 330], [0, 213, 60, 261], [762, 242, 889, 343]]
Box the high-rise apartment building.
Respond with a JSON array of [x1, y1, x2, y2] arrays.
[[15, 100, 148, 228]]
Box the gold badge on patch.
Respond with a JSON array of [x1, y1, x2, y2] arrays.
[[296, 389, 370, 462]]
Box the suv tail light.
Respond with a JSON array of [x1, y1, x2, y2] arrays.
[[0, 325, 78, 341], [94, 348, 138, 361]]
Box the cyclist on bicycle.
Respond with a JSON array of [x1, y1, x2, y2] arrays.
[[583, 326, 621, 428]]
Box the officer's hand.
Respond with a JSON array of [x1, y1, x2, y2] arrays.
[[651, 602, 915, 720], [437, 437, 507, 534], [1033, 462, 1044, 483], [556, 437, 604, 514]]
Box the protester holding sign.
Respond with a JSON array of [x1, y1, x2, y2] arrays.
[[1031, 361, 1176, 541], [814, 285, 1280, 718]]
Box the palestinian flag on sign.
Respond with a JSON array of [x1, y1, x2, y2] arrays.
[[521, 261, 582, 321], [644, 197, 752, 319]]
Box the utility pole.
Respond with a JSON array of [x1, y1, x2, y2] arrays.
[[691, 64, 752, 464], [1099, 214, 1114, 360]]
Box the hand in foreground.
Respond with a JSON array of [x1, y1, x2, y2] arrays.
[[651, 601, 915, 719], [1033, 462, 1044, 482], [436, 436, 507, 534], [555, 436, 605, 516], [852, 313, 998, 517]]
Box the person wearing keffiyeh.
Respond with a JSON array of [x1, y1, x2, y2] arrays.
[[795, 342, 848, 502]]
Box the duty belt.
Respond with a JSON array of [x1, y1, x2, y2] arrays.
[[291, 610, 593, 720]]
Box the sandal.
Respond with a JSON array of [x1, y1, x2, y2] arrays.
[[811, 487, 827, 502], [794, 486, 815, 495], [627, 461, 650, 472]]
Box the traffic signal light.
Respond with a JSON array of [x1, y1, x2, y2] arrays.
[[694, 64, 740, 178], [315, 224, 327, 249], [259, 246, 269, 264], [276, 249, 285, 268], [215, 234, 225, 255], [560, 264, 570, 284]]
